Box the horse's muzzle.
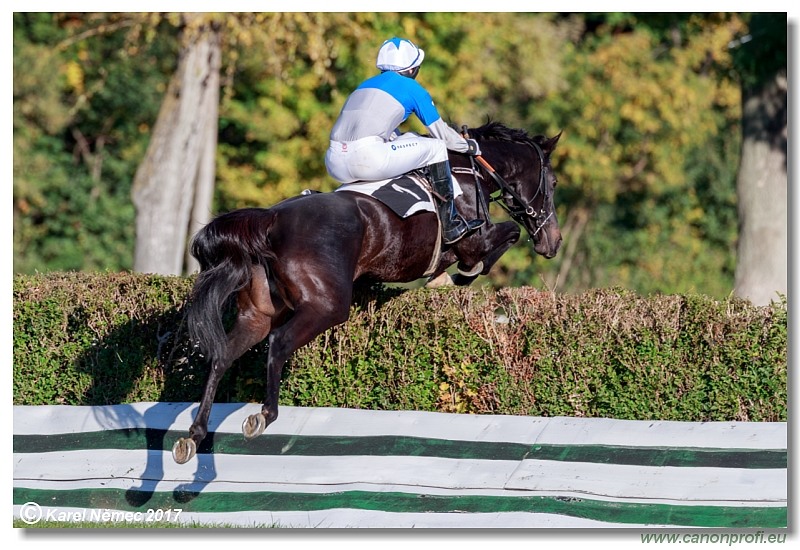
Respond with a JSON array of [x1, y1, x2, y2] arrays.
[[534, 230, 562, 259]]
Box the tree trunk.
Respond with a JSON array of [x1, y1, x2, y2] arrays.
[[184, 77, 219, 275], [733, 69, 787, 306], [132, 16, 220, 275]]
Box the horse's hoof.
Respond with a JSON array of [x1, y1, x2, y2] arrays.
[[242, 413, 267, 440], [457, 261, 484, 277], [426, 272, 453, 288], [172, 437, 197, 464]]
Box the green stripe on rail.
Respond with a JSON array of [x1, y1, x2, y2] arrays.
[[13, 430, 787, 468], [13, 487, 787, 528]]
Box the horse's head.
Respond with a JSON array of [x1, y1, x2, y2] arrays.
[[470, 123, 562, 259], [516, 132, 562, 259]]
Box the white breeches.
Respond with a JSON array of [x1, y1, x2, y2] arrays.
[[325, 133, 449, 184]]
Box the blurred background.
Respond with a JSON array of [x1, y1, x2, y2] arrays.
[[12, 12, 788, 304]]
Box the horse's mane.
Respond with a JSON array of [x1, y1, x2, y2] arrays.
[[466, 120, 545, 148]]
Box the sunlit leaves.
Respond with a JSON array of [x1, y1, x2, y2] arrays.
[[13, 13, 756, 299]]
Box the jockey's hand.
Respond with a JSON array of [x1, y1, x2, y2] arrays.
[[466, 139, 481, 156]]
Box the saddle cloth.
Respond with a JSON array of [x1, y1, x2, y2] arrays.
[[334, 171, 464, 219]]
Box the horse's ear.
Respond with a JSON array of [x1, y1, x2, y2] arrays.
[[543, 131, 563, 155]]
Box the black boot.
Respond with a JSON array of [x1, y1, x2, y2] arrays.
[[429, 161, 484, 244]]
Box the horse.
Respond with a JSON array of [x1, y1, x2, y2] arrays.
[[171, 121, 562, 464]]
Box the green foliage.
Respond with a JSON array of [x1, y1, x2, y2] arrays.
[[13, 13, 175, 272], [535, 13, 746, 296], [12, 13, 782, 301], [13, 273, 787, 422], [13, 272, 196, 406]]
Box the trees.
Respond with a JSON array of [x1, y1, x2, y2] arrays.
[[731, 13, 787, 306], [534, 14, 745, 297], [13, 13, 777, 301], [13, 13, 175, 273], [131, 14, 221, 275]]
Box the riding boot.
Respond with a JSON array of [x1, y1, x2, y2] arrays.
[[429, 161, 485, 244]]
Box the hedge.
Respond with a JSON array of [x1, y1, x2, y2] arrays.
[[12, 271, 787, 422]]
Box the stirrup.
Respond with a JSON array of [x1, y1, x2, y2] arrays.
[[442, 216, 485, 244]]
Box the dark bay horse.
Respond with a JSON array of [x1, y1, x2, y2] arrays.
[[171, 121, 562, 464]]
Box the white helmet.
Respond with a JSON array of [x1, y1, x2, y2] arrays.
[[376, 37, 425, 72]]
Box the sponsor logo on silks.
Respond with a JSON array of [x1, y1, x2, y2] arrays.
[[391, 142, 419, 151], [341, 143, 348, 152]]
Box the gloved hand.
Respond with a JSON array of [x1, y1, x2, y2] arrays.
[[465, 139, 481, 156]]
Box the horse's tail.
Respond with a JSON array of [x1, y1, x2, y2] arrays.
[[187, 208, 277, 366]]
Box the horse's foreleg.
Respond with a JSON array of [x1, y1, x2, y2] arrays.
[[173, 265, 277, 464], [452, 222, 521, 286], [424, 250, 457, 288]]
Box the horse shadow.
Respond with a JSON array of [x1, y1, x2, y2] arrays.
[[85, 401, 246, 507], [67, 278, 406, 508]]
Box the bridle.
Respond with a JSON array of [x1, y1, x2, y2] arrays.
[[460, 127, 553, 238]]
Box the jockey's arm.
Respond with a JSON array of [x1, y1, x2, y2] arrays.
[[426, 118, 481, 156]]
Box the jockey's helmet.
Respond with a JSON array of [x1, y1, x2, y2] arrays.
[[376, 37, 425, 75]]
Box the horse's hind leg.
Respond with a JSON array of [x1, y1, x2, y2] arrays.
[[241, 289, 352, 440], [172, 265, 278, 464]]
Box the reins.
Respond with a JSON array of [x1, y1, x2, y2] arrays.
[[460, 125, 551, 237]]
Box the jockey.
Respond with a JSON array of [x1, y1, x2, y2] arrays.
[[325, 37, 485, 244]]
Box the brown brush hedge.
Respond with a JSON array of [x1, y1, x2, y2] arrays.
[[13, 271, 787, 421]]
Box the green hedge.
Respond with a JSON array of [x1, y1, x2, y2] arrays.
[[13, 271, 787, 421]]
